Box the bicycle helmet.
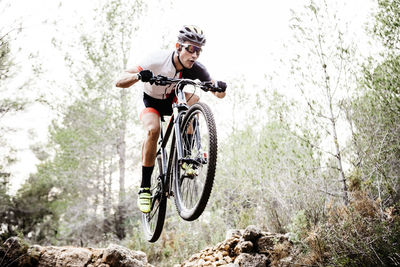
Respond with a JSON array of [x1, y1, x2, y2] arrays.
[[178, 25, 206, 46]]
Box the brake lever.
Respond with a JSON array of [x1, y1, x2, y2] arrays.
[[149, 75, 166, 85], [200, 81, 212, 91]]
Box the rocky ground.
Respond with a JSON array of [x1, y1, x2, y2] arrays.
[[0, 237, 153, 267], [1, 226, 300, 267], [176, 225, 297, 267]]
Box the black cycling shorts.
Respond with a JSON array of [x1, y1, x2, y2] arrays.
[[140, 92, 177, 120]]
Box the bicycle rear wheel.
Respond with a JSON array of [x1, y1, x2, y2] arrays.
[[141, 154, 167, 242], [173, 102, 217, 221]]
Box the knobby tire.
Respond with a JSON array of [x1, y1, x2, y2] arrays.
[[173, 102, 217, 221], [141, 154, 167, 242]]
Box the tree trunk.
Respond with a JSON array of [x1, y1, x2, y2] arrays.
[[102, 158, 111, 235], [330, 116, 349, 205], [116, 88, 127, 239], [326, 79, 349, 205]]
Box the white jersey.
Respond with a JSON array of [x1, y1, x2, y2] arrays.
[[138, 50, 211, 99]]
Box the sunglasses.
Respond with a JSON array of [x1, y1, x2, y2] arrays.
[[180, 43, 202, 54]]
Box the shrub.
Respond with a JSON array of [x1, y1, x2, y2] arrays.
[[299, 191, 400, 266]]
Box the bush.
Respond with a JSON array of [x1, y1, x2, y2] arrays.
[[298, 191, 400, 266]]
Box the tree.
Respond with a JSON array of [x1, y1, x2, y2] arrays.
[[349, 0, 400, 205], [0, 1, 44, 240], [0, 1, 23, 177], [0, 172, 13, 241], [213, 85, 325, 232], [0, 0, 43, 120], [0, 11, 24, 115], [289, 0, 362, 205], [24, 0, 147, 244]]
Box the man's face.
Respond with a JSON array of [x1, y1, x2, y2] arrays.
[[178, 41, 202, 69]]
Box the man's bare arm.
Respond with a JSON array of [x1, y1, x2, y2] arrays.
[[115, 67, 141, 88]]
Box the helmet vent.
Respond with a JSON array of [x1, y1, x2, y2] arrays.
[[178, 25, 206, 45]]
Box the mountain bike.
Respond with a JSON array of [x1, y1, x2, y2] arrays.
[[141, 75, 225, 242]]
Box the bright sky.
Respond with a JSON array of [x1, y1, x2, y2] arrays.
[[2, 0, 376, 193]]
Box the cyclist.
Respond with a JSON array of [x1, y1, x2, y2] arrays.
[[115, 25, 227, 213]]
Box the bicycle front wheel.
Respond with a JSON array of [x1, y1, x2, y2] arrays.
[[141, 154, 167, 242], [173, 102, 217, 221]]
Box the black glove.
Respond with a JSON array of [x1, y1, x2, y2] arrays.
[[216, 81, 227, 92], [138, 70, 153, 82]]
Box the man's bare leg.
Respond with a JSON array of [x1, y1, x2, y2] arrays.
[[140, 112, 160, 187]]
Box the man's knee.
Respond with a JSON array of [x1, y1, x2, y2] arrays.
[[142, 113, 160, 141], [146, 124, 160, 141], [187, 94, 200, 106]]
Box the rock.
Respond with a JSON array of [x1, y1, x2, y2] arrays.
[[225, 256, 233, 263], [27, 245, 42, 265], [35, 246, 98, 267], [180, 226, 295, 267], [0, 237, 151, 267], [256, 235, 275, 253], [102, 244, 147, 267], [203, 255, 215, 262], [57, 247, 92, 266], [234, 253, 269, 267], [242, 225, 262, 242], [225, 236, 240, 250], [234, 240, 254, 254]]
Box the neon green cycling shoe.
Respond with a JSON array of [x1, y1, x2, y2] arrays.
[[137, 188, 151, 213], [182, 162, 197, 176]]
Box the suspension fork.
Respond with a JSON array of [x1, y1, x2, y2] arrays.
[[172, 105, 185, 161], [172, 85, 189, 162]]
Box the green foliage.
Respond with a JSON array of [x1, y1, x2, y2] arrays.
[[373, 0, 400, 50], [0, 9, 42, 241], [0, 26, 15, 82], [13, 168, 58, 242], [350, 0, 400, 205], [5, 0, 146, 245], [0, 161, 59, 243], [288, 210, 309, 244], [290, 0, 363, 205], [210, 86, 326, 236], [0, 174, 13, 241]]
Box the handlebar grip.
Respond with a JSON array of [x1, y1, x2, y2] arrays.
[[138, 70, 154, 82], [216, 81, 227, 92]]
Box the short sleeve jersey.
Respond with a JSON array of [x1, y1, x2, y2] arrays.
[[138, 50, 211, 99]]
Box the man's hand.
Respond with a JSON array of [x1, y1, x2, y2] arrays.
[[216, 81, 227, 92], [211, 80, 226, 99], [138, 70, 153, 82]]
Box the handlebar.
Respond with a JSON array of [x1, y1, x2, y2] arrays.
[[145, 75, 226, 93]]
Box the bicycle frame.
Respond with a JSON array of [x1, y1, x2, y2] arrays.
[[156, 83, 189, 197]]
